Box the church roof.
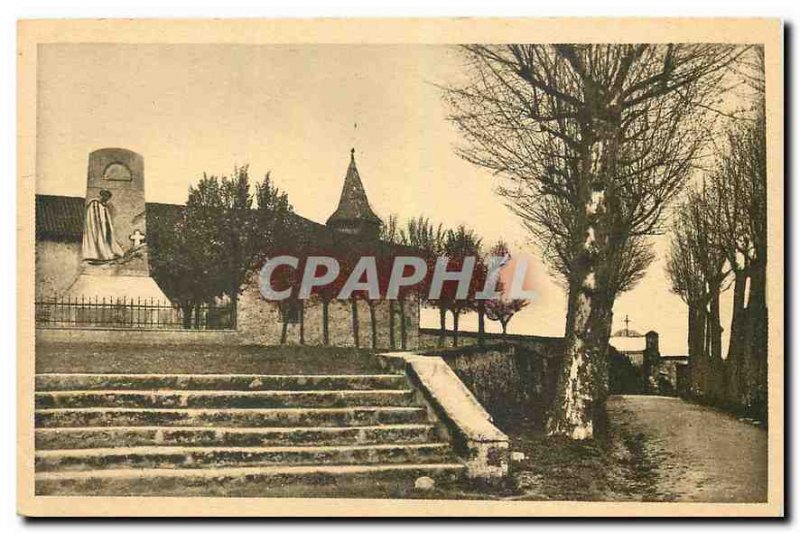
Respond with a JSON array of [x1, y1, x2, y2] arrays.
[[326, 149, 382, 228], [612, 328, 642, 338]]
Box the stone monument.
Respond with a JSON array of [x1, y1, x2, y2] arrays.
[[65, 147, 169, 301]]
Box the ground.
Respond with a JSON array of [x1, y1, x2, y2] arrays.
[[605, 395, 768, 502], [432, 395, 768, 502], [35, 344, 769, 501]]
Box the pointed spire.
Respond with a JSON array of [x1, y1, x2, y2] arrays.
[[326, 149, 381, 237]]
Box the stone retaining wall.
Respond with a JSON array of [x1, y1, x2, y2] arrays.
[[422, 337, 564, 431]]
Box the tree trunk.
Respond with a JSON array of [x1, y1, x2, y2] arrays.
[[452, 309, 460, 347], [299, 301, 305, 345], [547, 99, 619, 440], [477, 302, 486, 347], [687, 303, 707, 399], [548, 281, 614, 440], [438, 306, 447, 348], [500, 319, 508, 337], [181, 303, 193, 329], [399, 298, 407, 350], [368, 302, 377, 350], [193, 303, 201, 329], [388, 300, 396, 350], [708, 284, 724, 403], [322, 299, 329, 346], [351, 298, 360, 348], [747, 259, 768, 417], [726, 270, 748, 405], [280, 304, 289, 345]]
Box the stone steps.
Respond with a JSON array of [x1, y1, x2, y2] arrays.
[[35, 389, 415, 409], [36, 406, 429, 428], [36, 373, 408, 391], [35, 370, 465, 495], [35, 463, 466, 497], [35, 443, 451, 472], [35, 424, 438, 449]]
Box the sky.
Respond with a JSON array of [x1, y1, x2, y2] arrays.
[[36, 43, 718, 356]]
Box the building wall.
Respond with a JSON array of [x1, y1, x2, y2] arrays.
[[229, 276, 419, 350], [35, 241, 82, 299]]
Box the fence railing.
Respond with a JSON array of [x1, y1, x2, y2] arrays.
[[34, 296, 236, 330]]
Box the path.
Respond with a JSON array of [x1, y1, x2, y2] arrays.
[[607, 395, 768, 502]]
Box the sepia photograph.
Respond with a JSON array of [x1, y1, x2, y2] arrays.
[[16, 17, 783, 517]]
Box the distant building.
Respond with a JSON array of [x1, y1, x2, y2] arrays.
[[609, 330, 662, 394]]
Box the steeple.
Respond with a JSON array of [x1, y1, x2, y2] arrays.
[[326, 148, 381, 239]]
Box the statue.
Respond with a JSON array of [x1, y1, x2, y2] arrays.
[[82, 189, 125, 263]]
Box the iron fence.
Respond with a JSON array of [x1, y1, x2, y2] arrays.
[[34, 296, 236, 330]]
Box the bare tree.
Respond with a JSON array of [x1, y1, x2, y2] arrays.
[[445, 44, 743, 438], [666, 46, 766, 416], [442, 225, 483, 347], [484, 241, 529, 336], [666, 186, 729, 401], [710, 51, 767, 412], [387, 215, 450, 347]]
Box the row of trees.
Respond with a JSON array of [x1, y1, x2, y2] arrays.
[[666, 77, 767, 420], [380, 215, 530, 347], [444, 43, 748, 439]]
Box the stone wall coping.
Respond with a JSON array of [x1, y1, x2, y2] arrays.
[[381, 352, 508, 444]]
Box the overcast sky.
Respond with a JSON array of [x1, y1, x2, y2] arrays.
[[36, 43, 715, 355]]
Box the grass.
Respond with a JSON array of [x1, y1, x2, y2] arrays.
[[35, 343, 386, 375], [422, 417, 660, 501]]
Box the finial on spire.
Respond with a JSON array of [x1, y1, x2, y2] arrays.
[[351, 147, 355, 160]]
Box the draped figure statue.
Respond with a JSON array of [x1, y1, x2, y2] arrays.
[[82, 189, 124, 262]]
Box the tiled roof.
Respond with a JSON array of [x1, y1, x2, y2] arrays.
[[35, 195, 187, 243], [35, 195, 85, 242], [326, 150, 382, 228]]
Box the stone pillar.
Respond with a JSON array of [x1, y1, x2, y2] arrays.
[[644, 331, 661, 393], [84, 148, 148, 276]]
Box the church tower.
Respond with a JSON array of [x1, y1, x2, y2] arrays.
[[326, 149, 382, 240]]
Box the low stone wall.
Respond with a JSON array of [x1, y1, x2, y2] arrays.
[[422, 336, 564, 431], [419, 328, 559, 351]]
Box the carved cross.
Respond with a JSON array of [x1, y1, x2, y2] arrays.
[[129, 229, 146, 247]]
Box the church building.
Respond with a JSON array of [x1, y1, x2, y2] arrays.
[[34, 148, 419, 350]]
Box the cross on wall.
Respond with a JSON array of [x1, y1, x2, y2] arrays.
[[129, 229, 146, 247]]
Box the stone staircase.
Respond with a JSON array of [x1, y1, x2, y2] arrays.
[[34, 372, 466, 496]]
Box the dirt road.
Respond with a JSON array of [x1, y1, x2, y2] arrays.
[[607, 395, 768, 502]]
